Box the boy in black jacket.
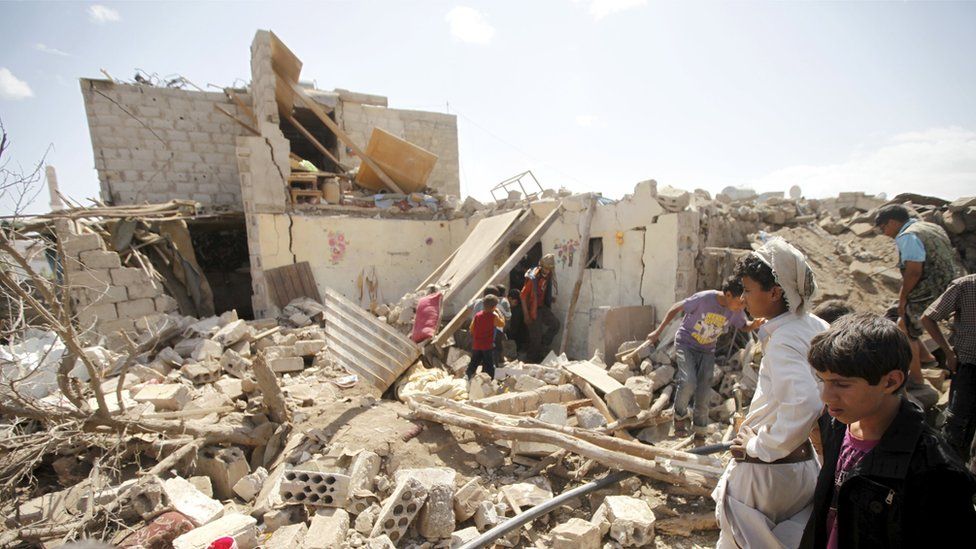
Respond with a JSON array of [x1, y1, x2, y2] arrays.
[[800, 313, 976, 548]]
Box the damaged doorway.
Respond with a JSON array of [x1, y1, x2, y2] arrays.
[[509, 241, 542, 292], [188, 217, 254, 319]]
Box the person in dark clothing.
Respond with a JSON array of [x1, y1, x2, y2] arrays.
[[506, 288, 528, 352], [800, 313, 976, 549], [520, 253, 559, 362]]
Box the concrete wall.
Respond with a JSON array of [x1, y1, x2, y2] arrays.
[[251, 213, 468, 309], [338, 101, 461, 197], [80, 79, 251, 208]]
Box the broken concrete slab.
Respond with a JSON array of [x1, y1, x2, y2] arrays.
[[131, 383, 192, 411], [500, 481, 553, 509], [606, 386, 641, 419], [305, 508, 350, 549], [393, 467, 457, 490], [161, 476, 223, 526], [551, 517, 602, 549], [417, 482, 455, 540], [196, 445, 250, 500], [233, 466, 268, 502], [370, 476, 428, 544], [453, 477, 489, 522], [294, 339, 326, 356], [264, 522, 307, 549], [576, 406, 608, 429], [345, 450, 381, 514], [173, 512, 257, 549], [591, 495, 656, 547], [269, 356, 304, 373]]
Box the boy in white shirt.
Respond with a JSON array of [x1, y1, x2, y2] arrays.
[[714, 237, 828, 548]]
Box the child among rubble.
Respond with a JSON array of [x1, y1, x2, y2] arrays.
[[800, 313, 976, 548], [646, 276, 763, 437], [467, 294, 505, 379], [714, 237, 827, 549]]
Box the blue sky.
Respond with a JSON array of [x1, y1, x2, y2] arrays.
[[1, 1, 974, 215]]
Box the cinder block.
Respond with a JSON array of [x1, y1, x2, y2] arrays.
[[181, 361, 221, 385], [345, 450, 381, 514], [132, 383, 191, 411], [71, 269, 112, 289], [109, 267, 145, 286], [62, 233, 103, 256], [88, 284, 128, 305], [591, 495, 656, 547], [78, 303, 119, 322], [305, 508, 349, 549], [117, 298, 156, 318], [191, 339, 222, 362], [369, 477, 428, 544], [551, 517, 601, 549], [127, 282, 162, 299], [195, 445, 250, 500], [294, 339, 326, 356], [270, 356, 304, 373], [161, 476, 223, 526], [265, 522, 307, 549], [417, 482, 455, 540], [233, 466, 268, 502], [173, 512, 257, 549], [280, 470, 350, 507], [453, 478, 488, 522], [606, 387, 641, 420]]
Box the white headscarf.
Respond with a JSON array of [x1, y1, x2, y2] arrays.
[[752, 237, 817, 314]]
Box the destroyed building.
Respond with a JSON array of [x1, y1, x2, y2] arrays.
[[2, 26, 976, 549]]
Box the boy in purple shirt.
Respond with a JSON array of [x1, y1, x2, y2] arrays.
[[647, 276, 763, 436]]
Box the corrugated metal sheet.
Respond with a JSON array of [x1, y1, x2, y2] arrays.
[[322, 287, 421, 392]]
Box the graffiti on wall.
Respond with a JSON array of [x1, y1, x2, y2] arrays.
[[553, 238, 580, 268], [328, 231, 348, 264]]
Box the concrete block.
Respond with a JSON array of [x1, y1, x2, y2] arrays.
[[624, 377, 654, 409], [450, 526, 480, 547], [392, 467, 457, 490], [192, 339, 223, 362], [280, 470, 351, 507], [127, 282, 163, 299], [172, 512, 257, 549], [417, 482, 455, 539], [181, 361, 222, 384], [88, 284, 128, 305], [606, 387, 641, 420], [161, 476, 223, 526], [552, 517, 601, 549], [345, 450, 381, 514], [500, 482, 552, 508], [188, 476, 213, 498], [262, 506, 302, 532], [215, 319, 250, 346], [591, 495, 656, 547], [473, 500, 499, 532], [576, 406, 608, 429], [215, 377, 244, 400], [513, 375, 547, 392], [132, 383, 191, 411], [233, 466, 268, 502], [305, 508, 349, 549], [513, 403, 567, 456], [117, 298, 156, 318], [196, 445, 250, 500], [220, 348, 252, 378], [110, 267, 146, 286], [71, 268, 112, 289], [269, 356, 304, 373], [294, 339, 326, 356], [369, 476, 428, 544], [453, 477, 489, 522], [79, 249, 121, 269], [62, 233, 103, 256], [264, 522, 307, 549]]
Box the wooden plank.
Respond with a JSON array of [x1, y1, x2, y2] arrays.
[[296, 263, 321, 302], [441, 208, 531, 303], [559, 194, 598, 354], [285, 265, 304, 303], [355, 128, 438, 193], [276, 72, 405, 194], [225, 89, 257, 125], [269, 32, 303, 115], [213, 104, 259, 136], [432, 204, 564, 349], [564, 361, 623, 395], [264, 269, 286, 308], [283, 113, 346, 171]]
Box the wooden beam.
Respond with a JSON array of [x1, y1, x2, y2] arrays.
[[276, 72, 405, 194], [559, 194, 598, 354], [282, 113, 347, 171], [441, 208, 532, 304], [431, 204, 564, 349], [213, 104, 260, 136]]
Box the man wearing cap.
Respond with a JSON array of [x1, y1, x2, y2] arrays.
[[876, 204, 963, 410], [520, 253, 560, 362]]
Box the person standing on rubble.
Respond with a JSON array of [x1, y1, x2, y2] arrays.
[[921, 273, 976, 464], [876, 204, 963, 411], [646, 276, 764, 438], [467, 294, 505, 379], [520, 253, 560, 362], [714, 237, 827, 549]]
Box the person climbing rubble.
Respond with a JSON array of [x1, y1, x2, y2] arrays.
[[714, 237, 828, 549], [646, 276, 764, 438], [520, 253, 560, 362], [876, 203, 964, 411]]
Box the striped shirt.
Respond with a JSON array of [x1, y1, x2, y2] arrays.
[[924, 274, 976, 365]]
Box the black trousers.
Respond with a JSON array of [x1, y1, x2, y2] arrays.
[[944, 362, 976, 460]]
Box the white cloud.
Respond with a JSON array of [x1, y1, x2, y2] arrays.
[[88, 4, 121, 24], [578, 0, 647, 20], [0, 68, 34, 100], [446, 6, 495, 44], [575, 114, 603, 128], [34, 43, 71, 57], [750, 127, 976, 201]]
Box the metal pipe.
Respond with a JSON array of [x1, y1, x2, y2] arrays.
[[457, 441, 732, 549]]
